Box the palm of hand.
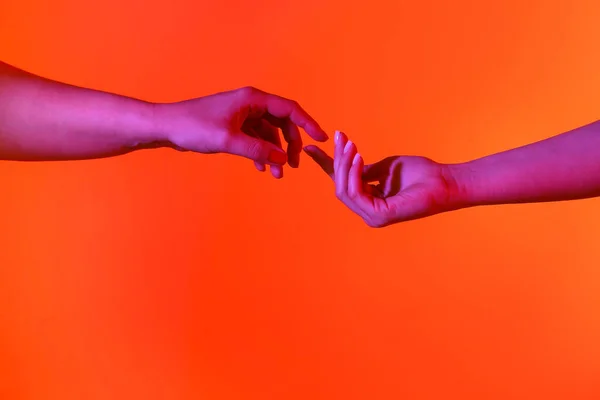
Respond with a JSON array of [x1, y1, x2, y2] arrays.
[[363, 156, 451, 223]]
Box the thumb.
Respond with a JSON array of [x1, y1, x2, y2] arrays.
[[362, 161, 388, 182], [226, 133, 287, 165]]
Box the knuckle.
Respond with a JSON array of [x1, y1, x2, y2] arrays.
[[215, 131, 231, 150], [366, 216, 386, 228], [364, 218, 378, 228], [238, 86, 256, 98], [365, 219, 377, 228], [247, 141, 264, 160]]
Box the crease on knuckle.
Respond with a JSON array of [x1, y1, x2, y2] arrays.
[[248, 141, 264, 160]]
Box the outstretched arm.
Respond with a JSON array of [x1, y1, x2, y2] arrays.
[[0, 61, 327, 177], [306, 122, 600, 227], [0, 61, 160, 160], [449, 120, 600, 208]]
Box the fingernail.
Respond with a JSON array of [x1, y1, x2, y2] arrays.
[[353, 153, 361, 165], [344, 140, 353, 154], [268, 150, 287, 165], [335, 130, 341, 143]]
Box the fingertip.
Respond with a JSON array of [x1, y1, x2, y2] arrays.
[[270, 165, 284, 179], [304, 145, 328, 160], [344, 140, 354, 154], [334, 131, 348, 157], [254, 161, 266, 172], [337, 132, 349, 150], [307, 124, 329, 142]]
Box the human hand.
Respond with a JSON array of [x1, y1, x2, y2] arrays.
[[153, 86, 328, 178], [304, 131, 457, 227]]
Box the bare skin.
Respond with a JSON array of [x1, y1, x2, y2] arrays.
[[306, 123, 600, 227], [0, 61, 328, 179]]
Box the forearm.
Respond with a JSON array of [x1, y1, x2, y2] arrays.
[[447, 120, 600, 208], [0, 61, 162, 161]]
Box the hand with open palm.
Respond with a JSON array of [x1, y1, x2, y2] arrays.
[[304, 131, 458, 227]]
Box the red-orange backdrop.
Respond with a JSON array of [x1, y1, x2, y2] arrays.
[[2, 1, 600, 399]]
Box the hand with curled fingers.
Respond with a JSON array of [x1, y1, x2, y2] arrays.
[[304, 131, 457, 227], [154, 86, 328, 178]]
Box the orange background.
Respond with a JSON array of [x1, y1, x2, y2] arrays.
[[2, 1, 600, 399]]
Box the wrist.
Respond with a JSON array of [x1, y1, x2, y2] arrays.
[[441, 162, 477, 211], [124, 101, 172, 150], [148, 102, 170, 142], [104, 97, 166, 148]]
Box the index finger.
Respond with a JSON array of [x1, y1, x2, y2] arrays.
[[303, 145, 334, 179], [244, 87, 329, 142]]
